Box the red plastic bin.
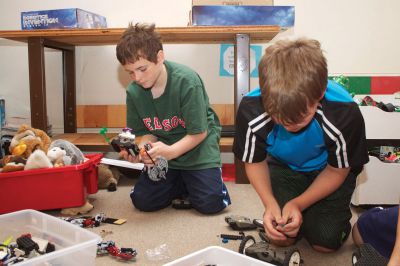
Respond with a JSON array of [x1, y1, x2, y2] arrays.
[[0, 153, 102, 214]]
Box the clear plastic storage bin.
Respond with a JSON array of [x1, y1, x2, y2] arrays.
[[164, 246, 273, 266], [0, 209, 101, 265]]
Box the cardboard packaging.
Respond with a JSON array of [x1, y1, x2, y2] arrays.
[[21, 8, 107, 30], [192, 0, 273, 5], [191, 5, 294, 27], [0, 98, 4, 129]]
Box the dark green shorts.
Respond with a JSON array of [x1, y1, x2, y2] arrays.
[[268, 156, 359, 249]]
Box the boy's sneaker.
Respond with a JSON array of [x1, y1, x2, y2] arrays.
[[352, 243, 389, 266], [172, 198, 192, 210]]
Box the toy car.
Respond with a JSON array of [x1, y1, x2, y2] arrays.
[[239, 233, 302, 266]]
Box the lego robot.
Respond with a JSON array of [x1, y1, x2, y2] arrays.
[[239, 233, 302, 266]]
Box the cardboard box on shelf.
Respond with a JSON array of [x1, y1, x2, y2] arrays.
[[0, 98, 4, 129], [21, 8, 107, 30], [191, 5, 294, 27], [192, 0, 273, 5]]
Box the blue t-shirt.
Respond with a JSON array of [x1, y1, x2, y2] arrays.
[[233, 80, 369, 172]]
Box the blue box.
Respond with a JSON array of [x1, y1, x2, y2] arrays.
[[192, 5, 294, 27], [0, 98, 4, 129], [21, 8, 107, 30]]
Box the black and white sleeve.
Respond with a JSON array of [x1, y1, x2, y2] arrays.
[[233, 96, 273, 163]]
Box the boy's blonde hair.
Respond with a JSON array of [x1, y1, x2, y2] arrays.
[[258, 38, 327, 125], [116, 23, 163, 65]]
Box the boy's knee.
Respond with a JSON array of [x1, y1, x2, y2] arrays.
[[191, 194, 230, 214], [306, 221, 351, 251], [351, 222, 364, 246], [130, 190, 168, 212]]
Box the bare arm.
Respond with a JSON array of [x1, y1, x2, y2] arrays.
[[245, 160, 276, 208], [290, 164, 350, 211], [143, 131, 207, 164], [388, 206, 400, 266], [277, 164, 350, 239], [245, 160, 287, 240]]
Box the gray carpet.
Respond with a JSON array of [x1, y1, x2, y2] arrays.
[[82, 176, 360, 266]]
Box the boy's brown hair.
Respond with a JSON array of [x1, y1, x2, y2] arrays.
[[258, 38, 327, 125], [116, 23, 163, 65]]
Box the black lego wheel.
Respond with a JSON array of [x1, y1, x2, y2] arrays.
[[253, 218, 264, 228], [283, 247, 301, 266], [238, 235, 256, 254]]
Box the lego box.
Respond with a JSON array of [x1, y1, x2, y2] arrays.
[[21, 8, 107, 30], [0, 153, 102, 214], [192, 0, 274, 5]]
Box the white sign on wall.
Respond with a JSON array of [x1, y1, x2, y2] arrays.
[[219, 44, 262, 77]]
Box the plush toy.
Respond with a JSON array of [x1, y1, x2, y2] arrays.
[[0, 124, 52, 172], [24, 150, 53, 170], [48, 139, 85, 165], [0, 155, 25, 172], [47, 146, 69, 167], [98, 164, 121, 192], [9, 124, 51, 159], [60, 201, 94, 216]]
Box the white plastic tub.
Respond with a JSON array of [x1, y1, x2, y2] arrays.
[[163, 246, 273, 266], [0, 209, 101, 265]]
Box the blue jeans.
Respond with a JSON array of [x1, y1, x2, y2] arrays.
[[130, 167, 231, 214]]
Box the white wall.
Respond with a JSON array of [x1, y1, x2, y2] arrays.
[[1, 0, 400, 133]]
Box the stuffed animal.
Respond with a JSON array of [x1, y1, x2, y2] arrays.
[[0, 155, 26, 172], [47, 146, 69, 167], [9, 124, 51, 159], [1, 124, 52, 172], [24, 150, 53, 170], [98, 164, 121, 191], [48, 139, 85, 165]]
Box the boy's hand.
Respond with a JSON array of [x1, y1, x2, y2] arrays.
[[119, 149, 141, 163], [263, 203, 288, 241], [143, 141, 173, 162], [278, 200, 303, 238]]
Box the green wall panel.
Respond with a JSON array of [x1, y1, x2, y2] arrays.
[[329, 76, 371, 95]]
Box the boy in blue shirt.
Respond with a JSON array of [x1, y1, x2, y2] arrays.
[[233, 38, 369, 252]]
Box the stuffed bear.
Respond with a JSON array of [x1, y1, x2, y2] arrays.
[[0, 155, 26, 172], [9, 124, 51, 159], [0, 124, 52, 172], [98, 164, 121, 192]]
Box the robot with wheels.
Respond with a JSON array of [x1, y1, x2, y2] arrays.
[[225, 215, 303, 266], [104, 127, 168, 181], [239, 232, 302, 266]]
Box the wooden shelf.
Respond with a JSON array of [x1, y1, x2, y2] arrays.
[[54, 133, 233, 153], [0, 26, 280, 45], [1, 25, 280, 184]]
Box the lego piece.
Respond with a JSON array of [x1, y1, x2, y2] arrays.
[[103, 218, 127, 225], [31, 237, 48, 253], [225, 215, 257, 231], [16, 235, 38, 255]]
